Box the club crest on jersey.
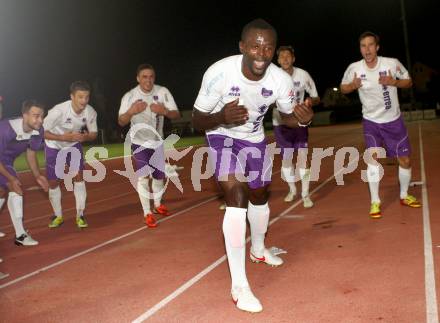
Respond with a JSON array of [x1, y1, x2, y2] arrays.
[[294, 81, 300, 87], [379, 71, 387, 77], [261, 88, 273, 98], [228, 86, 240, 96], [360, 74, 367, 80], [65, 118, 72, 124], [153, 95, 159, 101], [82, 118, 86, 123]]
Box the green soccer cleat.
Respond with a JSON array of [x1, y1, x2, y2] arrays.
[[369, 202, 382, 219], [76, 215, 88, 228], [48, 216, 64, 228]]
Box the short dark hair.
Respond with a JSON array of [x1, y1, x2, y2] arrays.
[[136, 63, 155, 76], [277, 45, 294, 56], [359, 31, 380, 45], [22, 99, 45, 114], [241, 18, 277, 42], [70, 80, 91, 94]]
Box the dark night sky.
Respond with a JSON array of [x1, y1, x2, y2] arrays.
[[0, 0, 438, 121]]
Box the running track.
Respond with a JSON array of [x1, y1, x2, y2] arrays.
[[1, 120, 439, 322]]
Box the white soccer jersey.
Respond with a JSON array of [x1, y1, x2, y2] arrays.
[[272, 67, 318, 126], [44, 100, 98, 149], [341, 56, 410, 123], [194, 55, 295, 143], [119, 85, 178, 147]]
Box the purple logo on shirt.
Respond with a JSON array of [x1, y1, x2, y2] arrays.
[[65, 118, 72, 124], [379, 71, 387, 77], [228, 86, 240, 96], [360, 74, 366, 80], [294, 81, 300, 87], [82, 118, 86, 123], [261, 88, 273, 98], [153, 95, 159, 101]]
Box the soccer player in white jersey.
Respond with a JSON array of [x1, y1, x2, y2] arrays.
[[193, 19, 313, 313], [340, 31, 421, 219], [273, 45, 320, 207], [44, 81, 98, 228], [118, 64, 180, 228]]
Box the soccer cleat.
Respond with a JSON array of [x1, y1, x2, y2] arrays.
[[48, 215, 64, 228], [219, 203, 226, 210], [154, 204, 171, 216], [284, 191, 296, 202], [0, 231, 5, 238], [250, 248, 284, 267], [231, 285, 263, 313], [15, 233, 38, 246], [76, 215, 88, 228], [303, 196, 314, 208], [369, 202, 382, 219], [400, 195, 422, 208], [145, 214, 158, 228]]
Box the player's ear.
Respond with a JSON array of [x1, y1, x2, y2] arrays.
[[239, 41, 244, 54]]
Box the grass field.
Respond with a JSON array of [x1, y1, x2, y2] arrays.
[[14, 136, 206, 172]]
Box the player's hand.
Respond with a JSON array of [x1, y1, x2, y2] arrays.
[[220, 99, 249, 125], [65, 132, 85, 142], [36, 175, 49, 192], [351, 72, 362, 90], [379, 70, 397, 86], [129, 100, 148, 115], [7, 178, 22, 195], [150, 103, 167, 116], [294, 98, 314, 124]]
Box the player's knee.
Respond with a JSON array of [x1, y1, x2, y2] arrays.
[[48, 180, 60, 190], [398, 156, 411, 168], [0, 187, 7, 198], [224, 183, 247, 208], [248, 187, 269, 205]]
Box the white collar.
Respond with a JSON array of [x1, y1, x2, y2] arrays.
[[9, 118, 39, 141]]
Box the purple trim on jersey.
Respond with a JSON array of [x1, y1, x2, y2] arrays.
[[0, 119, 44, 165], [45, 143, 84, 180], [206, 134, 272, 190], [363, 116, 411, 157], [131, 144, 165, 180], [0, 164, 17, 190], [273, 125, 308, 158]]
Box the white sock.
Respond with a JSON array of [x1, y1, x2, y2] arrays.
[[137, 177, 151, 215], [152, 178, 164, 208], [73, 181, 87, 217], [223, 207, 248, 288], [7, 192, 26, 237], [0, 198, 4, 210], [399, 166, 411, 199], [367, 164, 381, 203], [247, 201, 269, 257], [299, 168, 311, 198], [48, 186, 62, 217], [281, 165, 296, 194]]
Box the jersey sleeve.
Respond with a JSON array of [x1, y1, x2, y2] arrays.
[[394, 59, 410, 80], [118, 92, 132, 116], [341, 64, 355, 85], [194, 63, 225, 113], [275, 74, 295, 114], [43, 106, 63, 132], [159, 87, 178, 111], [304, 71, 319, 98], [87, 108, 98, 133], [28, 128, 44, 151]]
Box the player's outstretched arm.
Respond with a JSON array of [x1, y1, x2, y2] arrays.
[[25, 149, 48, 192]]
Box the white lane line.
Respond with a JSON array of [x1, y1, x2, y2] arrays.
[[419, 122, 439, 323], [131, 155, 360, 322], [0, 195, 219, 289]]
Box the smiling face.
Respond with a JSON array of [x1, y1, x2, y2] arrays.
[[277, 49, 295, 73], [137, 68, 155, 93], [239, 28, 276, 81], [360, 35, 379, 67], [70, 90, 90, 114], [23, 106, 44, 131]]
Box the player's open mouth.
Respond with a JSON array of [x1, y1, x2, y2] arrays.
[[254, 61, 266, 70]]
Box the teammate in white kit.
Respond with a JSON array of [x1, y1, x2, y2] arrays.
[[44, 81, 98, 228], [192, 19, 313, 313], [340, 31, 421, 218], [118, 64, 180, 228], [273, 45, 320, 207]]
